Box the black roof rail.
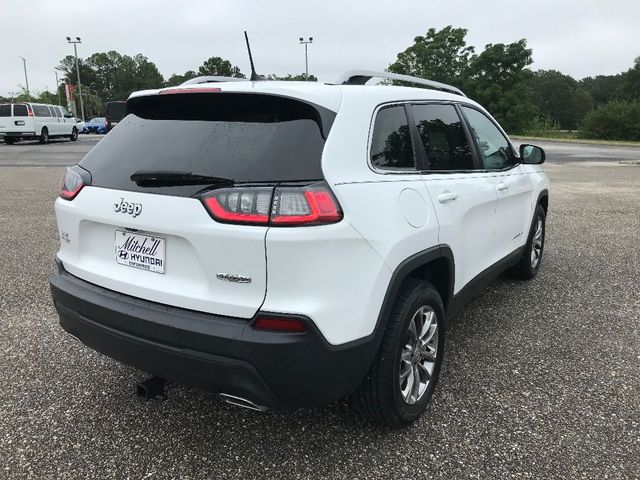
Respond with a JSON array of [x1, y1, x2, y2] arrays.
[[336, 70, 466, 97], [180, 76, 247, 85]]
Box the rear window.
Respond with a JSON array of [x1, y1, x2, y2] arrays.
[[13, 104, 28, 117], [0, 105, 10, 117], [80, 93, 336, 196]]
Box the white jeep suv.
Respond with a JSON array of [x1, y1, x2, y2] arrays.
[[50, 71, 549, 426]]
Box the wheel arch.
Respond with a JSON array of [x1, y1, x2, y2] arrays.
[[537, 189, 549, 215], [375, 246, 455, 332]]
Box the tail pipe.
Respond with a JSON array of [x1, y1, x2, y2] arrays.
[[219, 393, 268, 412]]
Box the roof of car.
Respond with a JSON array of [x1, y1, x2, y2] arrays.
[[128, 81, 481, 113]]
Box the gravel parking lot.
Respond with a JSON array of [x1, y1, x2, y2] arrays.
[[0, 140, 638, 479]]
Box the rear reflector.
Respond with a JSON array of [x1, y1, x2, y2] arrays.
[[59, 168, 85, 200], [200, 183, 342, 227], [253, 315, 307, 333]]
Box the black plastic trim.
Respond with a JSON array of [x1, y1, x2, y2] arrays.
[[50, 262, 377, 409], [449, 246, 524, 319]]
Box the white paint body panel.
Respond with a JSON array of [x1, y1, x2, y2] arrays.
[[54, 81, 550, 346], [55, 187, 268, 318]]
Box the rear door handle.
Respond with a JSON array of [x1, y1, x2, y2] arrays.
[[497, 182, 510, 191], [437, 192, 459, 203]]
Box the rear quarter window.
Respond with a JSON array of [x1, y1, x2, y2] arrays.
[[370, 105, 415, 170]]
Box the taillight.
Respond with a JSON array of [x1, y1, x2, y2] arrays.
[[271, 186, 342, 225], [201, 183, 342, 227], [59, 168, 85, 200], [27, 106, 34, 117], [253, 315, 307, 333], [202, 187, 272, 225]]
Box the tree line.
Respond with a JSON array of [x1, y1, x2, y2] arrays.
[[2, 27, 638, 140], [388, 26, 640, 140]]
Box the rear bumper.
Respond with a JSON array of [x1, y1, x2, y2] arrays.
[[49, 260, 376, 409]]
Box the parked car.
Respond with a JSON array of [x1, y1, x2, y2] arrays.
[[75, 118, 85, 134], [82, 117, 107, 134], [50, 72, 549, 426], [105, 101, 127, 131], [0, 102, 79, 144]]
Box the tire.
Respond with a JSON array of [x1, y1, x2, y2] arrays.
[[510, 204, 546, 280], [39, 128, 49, 144], [70, 128, 78, 142], [353, 280, 445, 427], [4, 138, 15, 145]]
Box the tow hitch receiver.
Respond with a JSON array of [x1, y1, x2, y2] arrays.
[[136, 376, 170, 401]]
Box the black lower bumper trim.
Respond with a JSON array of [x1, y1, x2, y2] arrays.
[[50, 261, 378, 409]]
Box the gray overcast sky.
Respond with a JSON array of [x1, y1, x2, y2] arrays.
[[2, 0, 638, 97]]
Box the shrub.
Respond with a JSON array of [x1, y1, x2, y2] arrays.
[[579, 101, 640, 141]]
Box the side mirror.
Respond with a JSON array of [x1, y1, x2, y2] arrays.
[[64, 113, 74, 118], [519, 144, 545, 164]]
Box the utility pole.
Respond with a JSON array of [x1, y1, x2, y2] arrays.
[[19, 56, 30, 98], [299, 37, 313, 80], [66, 36, 85, 120], [54, 70, 62, 105]]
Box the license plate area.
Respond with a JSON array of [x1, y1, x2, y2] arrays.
[[115, 229, 165, 274]]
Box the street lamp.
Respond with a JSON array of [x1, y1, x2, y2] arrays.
[[66, 36, 85, 121], [53, 70, 62, 105], [18, 56, 30, 98], [299, 37, 313, 81]]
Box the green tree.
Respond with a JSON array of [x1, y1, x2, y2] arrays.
[[620, 56, 640, 100], [464, 40, 536, 133], [531, 70, 593, 130], [579, 74, 625, 105], [266, 73, 317, 81], [198, 57, 245, 78], [57, 51, 164, 105], [388, 26, 474, 87], [165, 70, 198, 87], [388, 27, 537, 132], [580, 100, 640, 140]]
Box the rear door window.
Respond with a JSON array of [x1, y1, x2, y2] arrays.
[[410, 104, 475, 171], [32, 105, 51, 117], [0, 105, 11, 117], [79, 93, 336, 197], [13, 104, 28, 117], [370, 105, 415, 170], [52, 107, 62, 118]]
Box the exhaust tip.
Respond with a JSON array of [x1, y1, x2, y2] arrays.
[[219, 393, 267, 412]]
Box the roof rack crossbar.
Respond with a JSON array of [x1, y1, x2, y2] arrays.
[[336, 70, 466, 97], [180, 76, 246, 85]]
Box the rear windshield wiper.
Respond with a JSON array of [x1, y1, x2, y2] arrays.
[[130, 171, 235, 187]]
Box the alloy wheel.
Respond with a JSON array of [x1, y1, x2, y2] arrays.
[[399, 305, 438, 405]]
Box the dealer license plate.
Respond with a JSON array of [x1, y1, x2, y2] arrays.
[[115, 230, 165, 274]]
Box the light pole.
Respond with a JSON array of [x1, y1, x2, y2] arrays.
[[299, 37, 313, 80], [53, 70, 62, 105], [19, 56, 30, 98], [66, 36, 85, 120]]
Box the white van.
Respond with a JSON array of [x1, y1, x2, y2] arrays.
[[0, 103, 79, 144]]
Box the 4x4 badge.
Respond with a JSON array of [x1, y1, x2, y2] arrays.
[[114, 198, 142, 217]]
